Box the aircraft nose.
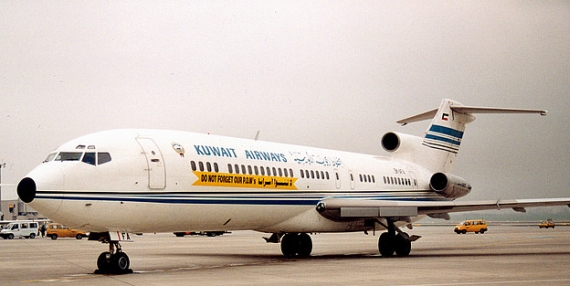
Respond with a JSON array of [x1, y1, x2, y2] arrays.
[[17, 177, 37, 203]]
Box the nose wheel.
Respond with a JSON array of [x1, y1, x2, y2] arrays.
[[92, 233, 133, 274]]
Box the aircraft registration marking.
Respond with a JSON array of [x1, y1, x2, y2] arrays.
[[192, 171, 298, 190]]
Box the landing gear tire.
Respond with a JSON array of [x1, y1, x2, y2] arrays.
[[394, 233, 411, 257], [96, 251, 131, 274], [379, 232, 395, 257], [281, 233, 312, 258], [378, 232, 411, 257], [97, 252, 112, 273], [113, 252, 130, 273]]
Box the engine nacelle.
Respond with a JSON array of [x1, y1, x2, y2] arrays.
[[429, 172, 472, 199], [381, 132, 423, 153]]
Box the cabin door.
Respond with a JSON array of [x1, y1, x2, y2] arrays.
[[136, 137, 166, 189]]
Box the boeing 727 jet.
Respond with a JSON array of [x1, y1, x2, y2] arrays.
[[16, 99, 570, 273]]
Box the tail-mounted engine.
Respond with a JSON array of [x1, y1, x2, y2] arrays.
[[429, 172, 471, 199]]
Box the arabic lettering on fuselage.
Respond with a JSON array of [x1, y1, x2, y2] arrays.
[[289, 151, 343, 167]]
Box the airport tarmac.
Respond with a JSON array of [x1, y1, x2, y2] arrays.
[[0, 225, 569, 285]]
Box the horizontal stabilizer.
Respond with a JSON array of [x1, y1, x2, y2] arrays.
[[451, 106, 547, 116], [397, 108, 437, 125], [397, 102, 546, 126]]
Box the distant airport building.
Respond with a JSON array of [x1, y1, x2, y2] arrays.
[[0, 199, 45, 221]]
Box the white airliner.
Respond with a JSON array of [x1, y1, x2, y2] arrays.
[[17, 99, 570, 273]]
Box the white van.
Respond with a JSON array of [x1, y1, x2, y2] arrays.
[[0, 221, 39, 239]]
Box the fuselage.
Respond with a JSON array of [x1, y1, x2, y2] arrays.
[[22, 129, 446, 234]]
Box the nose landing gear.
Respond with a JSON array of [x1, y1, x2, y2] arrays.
[[91, 232, 133, 274]]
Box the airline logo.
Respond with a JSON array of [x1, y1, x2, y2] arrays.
[[423, 124, 463, 154], [193, 171, 298, 190]]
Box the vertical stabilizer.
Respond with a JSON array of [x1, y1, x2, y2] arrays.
[[395, 99, 546, 173]]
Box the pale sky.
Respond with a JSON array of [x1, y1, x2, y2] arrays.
[[1, 1, 569, 211]]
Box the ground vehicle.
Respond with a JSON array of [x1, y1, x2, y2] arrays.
[[454, 220, 487, 234], [46, 223, 87, 240], [539, 219, 555, 228], [0, 221, 39, 239]]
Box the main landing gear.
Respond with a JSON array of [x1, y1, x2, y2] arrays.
[[91, 232, 133, 274], [377, 219, 420, 257], [265, 232, 313, 258]]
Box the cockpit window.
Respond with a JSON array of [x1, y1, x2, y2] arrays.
[[82, 152, 96, 165], [44, 152, 57, 163], [46, 150, 112, 165], [98, 152, 112, 165], [55, 152, 83, 161]]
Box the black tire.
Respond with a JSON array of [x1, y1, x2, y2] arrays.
[[29, 233, 36, 239], [280, 233, 312, 258], [51, 234, 58, 240], [394, 233, 411, 257], [97, 252, 112, 273], [281, 234, 297, 257], [76, 234, 83, 240], [296, 233, 312, 257], [480, 229, 486, 234], [113, 252, 130, 273], [7, 233, 14, 240], [378, 232, 395, 257]]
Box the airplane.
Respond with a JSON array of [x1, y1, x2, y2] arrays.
[[16, 99, 570, 274]]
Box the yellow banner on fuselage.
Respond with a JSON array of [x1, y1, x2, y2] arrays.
[[192, 171, 298, 190]]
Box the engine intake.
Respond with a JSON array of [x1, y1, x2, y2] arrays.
[[429, 172, 471, 199]]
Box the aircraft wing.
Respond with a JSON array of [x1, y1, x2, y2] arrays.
[[316, 197, 570, 221]]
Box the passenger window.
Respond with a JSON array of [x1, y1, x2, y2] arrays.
[[235, 164, 240, 174], [260, 166, 265, 176], [206, 162, 212, 172], [300, 169, 304, 178], [227, 164, 233, 174], [82, 152, 96, 165], [98, 153, 112, 165], [254, 166, 259, 175], [214, 163, 218, 172], [191, 161, 197, 171], [199, 161, 204, 171]]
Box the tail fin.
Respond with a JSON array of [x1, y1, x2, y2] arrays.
[[396, 99, 546, 173]]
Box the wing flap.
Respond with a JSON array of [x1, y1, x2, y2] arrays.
[[317, 198, 570, 221]]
